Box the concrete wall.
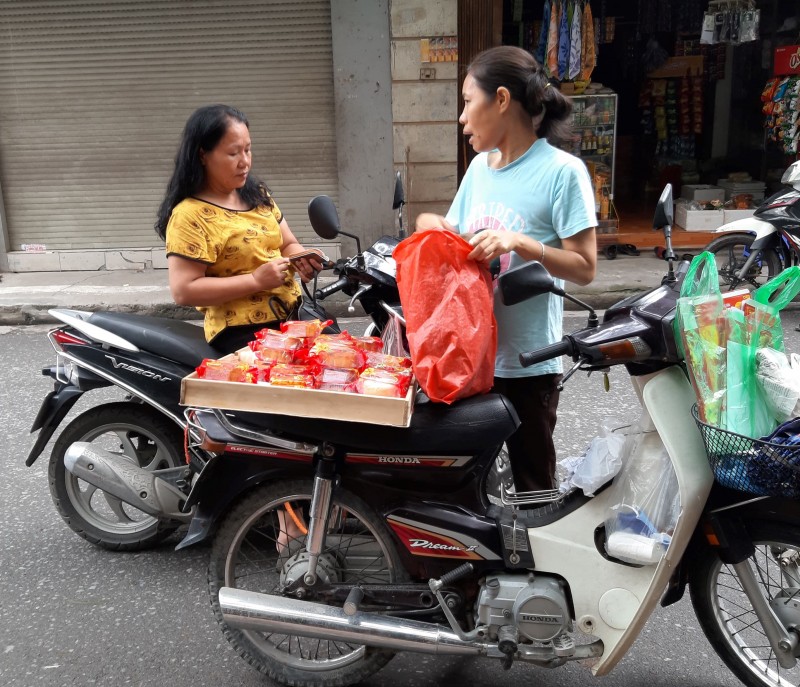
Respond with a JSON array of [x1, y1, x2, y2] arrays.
[[330, 0, 396, 251], [390, 0, 459, 229]]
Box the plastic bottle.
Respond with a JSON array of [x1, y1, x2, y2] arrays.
[[607, 531, 665, 565]]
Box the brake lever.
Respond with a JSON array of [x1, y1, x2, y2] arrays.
[[348, 284, 372, 313], [557, 356, 588, 391]]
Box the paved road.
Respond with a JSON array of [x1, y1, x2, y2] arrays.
[[3, 312, 799, 687]]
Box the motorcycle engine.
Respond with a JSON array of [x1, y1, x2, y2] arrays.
[[476, 573, 571, 642]]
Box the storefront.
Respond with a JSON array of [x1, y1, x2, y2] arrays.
[[0, 1, 343, 271], [459, 0, 800, 249]]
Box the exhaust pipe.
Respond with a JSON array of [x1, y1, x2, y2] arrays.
[[219, 587, 486, 655], [64, 442, 192, 522]]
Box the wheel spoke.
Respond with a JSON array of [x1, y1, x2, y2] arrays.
[[102, 492, 137, 523], [213, 486, 398, 676]]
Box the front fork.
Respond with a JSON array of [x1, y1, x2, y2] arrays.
[[302, 454, 338, 587], [708, 514, 800, 668]]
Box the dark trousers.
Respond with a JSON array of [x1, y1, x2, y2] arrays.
[[492, 374, 562, 492], [210, 321, 281, 355]]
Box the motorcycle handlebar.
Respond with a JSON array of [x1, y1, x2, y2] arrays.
[[519, 338, 574, 368], [315, 276, 350, 300]]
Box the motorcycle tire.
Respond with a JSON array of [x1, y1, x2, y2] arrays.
[[689, 521, 800, 687], [208, 479, 405, 687], [704, 232, 782, 290], [48, 402, 185, 551]]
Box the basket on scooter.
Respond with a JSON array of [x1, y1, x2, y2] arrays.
[[692, 404, 800, 499]]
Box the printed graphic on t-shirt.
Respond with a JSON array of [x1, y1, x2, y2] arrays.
[[463, 201, 528, 280]]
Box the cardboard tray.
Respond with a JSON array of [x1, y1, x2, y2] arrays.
[[180, 355, 415, 428]]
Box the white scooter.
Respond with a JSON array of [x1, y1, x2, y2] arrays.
[[200, 185, 800, 687]]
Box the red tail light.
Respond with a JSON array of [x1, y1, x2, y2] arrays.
[[52, 329, 89, 347]]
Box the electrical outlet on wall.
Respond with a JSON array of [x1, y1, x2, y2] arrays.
[[419, 67, 436, 80]]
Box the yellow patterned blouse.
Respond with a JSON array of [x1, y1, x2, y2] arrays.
[[165, 197, 300, 342]]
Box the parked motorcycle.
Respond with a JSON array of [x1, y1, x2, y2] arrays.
[[25, 177, 406, 550], [184, 185, 800, 687], [704, 159, 800, 290]]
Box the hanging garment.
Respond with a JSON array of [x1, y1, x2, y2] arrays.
[[535, 0, 551, 65], [558, 0, 570, 80], [569, 0, 582, 80], [580, 0, 596, 81], [546, 0, 559, 77]]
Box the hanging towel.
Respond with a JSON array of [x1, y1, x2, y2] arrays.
[[558, 0, 570, 80], [569, 0, 582, 80], [581, 0, 596, 81], [535, 0, 551, 65], [546, 0, 559, 78]]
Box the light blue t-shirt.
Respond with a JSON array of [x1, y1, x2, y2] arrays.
[[445, 138, 596, 377]]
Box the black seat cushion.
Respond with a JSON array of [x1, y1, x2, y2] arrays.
[[88, 312, 220, 368], [231, 392, 520, 454]]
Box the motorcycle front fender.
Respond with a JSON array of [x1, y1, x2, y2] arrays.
[[26, 384, 84, 467], [711, 217, 777, 242]]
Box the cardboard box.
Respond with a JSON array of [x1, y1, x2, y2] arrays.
[[717, 179, 766, 203], [181, 356, 415, 427], [723, 208, 756, 224], [674, 204, 724, 231], [680, 184, 725, 203]]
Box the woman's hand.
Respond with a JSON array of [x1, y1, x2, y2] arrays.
[[252, 256, 293, 291], [415, 213, 457, 233], [289, 251, 324, 283], [467, 230, 518, 263]]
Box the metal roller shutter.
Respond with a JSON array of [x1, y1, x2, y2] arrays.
[[0, 0, 338, 251]]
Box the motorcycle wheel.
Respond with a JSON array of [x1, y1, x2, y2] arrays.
[[48, 402, 184, 551], [208, 480, 404, 687], [689, 522, 800, 687], [704, 233, 782, 290]]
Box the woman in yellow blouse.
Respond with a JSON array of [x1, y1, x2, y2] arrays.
[[155, 104, 323, 353]]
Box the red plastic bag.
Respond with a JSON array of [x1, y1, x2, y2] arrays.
[[394, 229, 497, 404]]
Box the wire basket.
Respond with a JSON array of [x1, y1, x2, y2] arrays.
[[692, 405, 800, 499]]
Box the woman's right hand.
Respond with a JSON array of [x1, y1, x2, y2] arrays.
[[252, 256, 293, 291]]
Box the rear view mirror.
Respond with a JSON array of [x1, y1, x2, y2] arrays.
[[499, 261, 561, 306], [652, 184, 674, 229], [308, 196, 341, 240]]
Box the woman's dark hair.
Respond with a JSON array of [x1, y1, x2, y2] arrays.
[[468, 46, 572, 145], [154, 104, 271, 239]]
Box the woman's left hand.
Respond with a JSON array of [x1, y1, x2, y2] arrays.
[[467, 230, 517, 263]]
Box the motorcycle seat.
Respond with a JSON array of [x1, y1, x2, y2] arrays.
[[230, 392, 520, 454], [88, 312, 220, 368]]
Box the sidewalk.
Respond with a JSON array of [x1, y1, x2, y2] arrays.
[[0, 252, 670, 326]]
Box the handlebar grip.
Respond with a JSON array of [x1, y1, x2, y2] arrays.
[[519, 339, 573, 368], [315, 276, 349, 300]]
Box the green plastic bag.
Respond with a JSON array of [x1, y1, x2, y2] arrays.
[[753, 266, 800, 311], [674, 252, 721, 362]]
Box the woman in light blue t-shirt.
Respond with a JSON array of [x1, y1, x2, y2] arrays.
[[416, 46, 597, 493]]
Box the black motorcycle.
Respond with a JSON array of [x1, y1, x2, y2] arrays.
[[25, 178, 406, 550]]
